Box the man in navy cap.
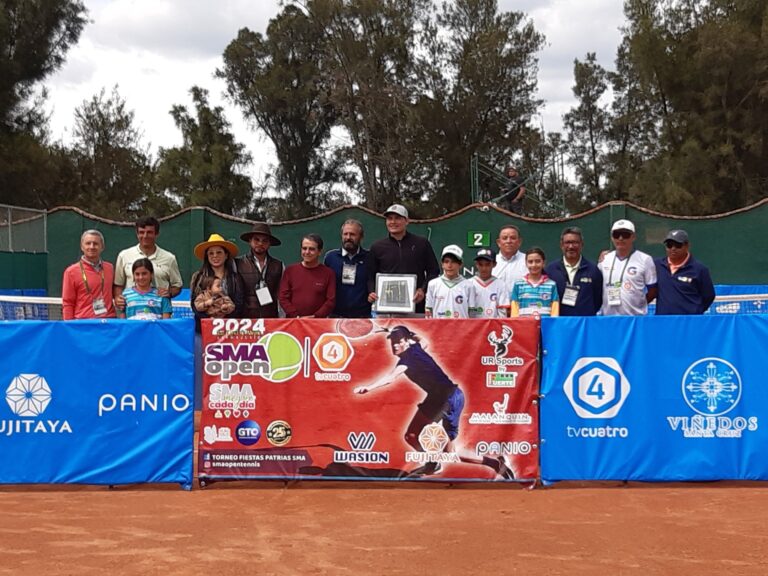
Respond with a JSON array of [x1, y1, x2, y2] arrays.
[[654, 229, 715, 315]]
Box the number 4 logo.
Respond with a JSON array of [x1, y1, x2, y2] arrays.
[[563, 357, 631, 419]]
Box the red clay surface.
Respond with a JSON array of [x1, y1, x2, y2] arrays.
[[2, 480, 768, 575]]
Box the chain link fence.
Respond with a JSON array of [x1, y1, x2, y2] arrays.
[[0, 204, 47, 253]]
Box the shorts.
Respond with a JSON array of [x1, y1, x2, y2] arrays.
[[418, 387, 465, 440]]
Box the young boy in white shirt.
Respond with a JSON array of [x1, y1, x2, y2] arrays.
[[469, 248, 510, 318], [425, 245, 474, 319]]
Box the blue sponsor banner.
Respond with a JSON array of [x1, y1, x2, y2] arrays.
[[0, 319, 194, 489], [540, 315, 768, 482]]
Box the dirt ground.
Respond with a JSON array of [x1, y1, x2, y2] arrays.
[[2, 480, 768, 576]]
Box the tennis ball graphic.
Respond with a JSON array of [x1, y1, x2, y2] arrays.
[[257, 332, 303, 382]]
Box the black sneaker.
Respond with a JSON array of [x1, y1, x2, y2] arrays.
[[497, 456, 515, 480]]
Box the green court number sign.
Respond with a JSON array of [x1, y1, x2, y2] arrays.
[[467, 231, 490, 247]]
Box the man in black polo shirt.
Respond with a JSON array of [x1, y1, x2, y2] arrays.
[[366, 204, 440, 315]]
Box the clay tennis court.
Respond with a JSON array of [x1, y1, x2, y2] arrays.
[[3, 480, 768, 575]]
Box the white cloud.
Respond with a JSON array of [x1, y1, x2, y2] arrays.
[[521, 0, 624, 134], [44, 0, 626, 178], [89, 0, 278, 59]]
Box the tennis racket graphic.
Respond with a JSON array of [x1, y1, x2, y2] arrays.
[[335, 318, 390, 339]]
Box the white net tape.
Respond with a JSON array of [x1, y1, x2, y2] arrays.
[[0, 294, 765, 320]]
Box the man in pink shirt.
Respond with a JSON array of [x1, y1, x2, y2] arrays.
[[61, 230, 116, 320]]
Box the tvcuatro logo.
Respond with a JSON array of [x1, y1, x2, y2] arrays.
[[333, 432, 390, 463], [2, 374, 72, 436], [563, 358, 630, 439], [205, 332, 304, 383], [667, 357, 757, 438]]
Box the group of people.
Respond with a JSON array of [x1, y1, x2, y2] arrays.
[[61, 208, 715, 323], [421, 218, 714, 320], [60, 208, 715, 482], [62, 218, 182, 321]]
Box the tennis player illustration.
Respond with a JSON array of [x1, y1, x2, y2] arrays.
[[353, 325, 515, 479]]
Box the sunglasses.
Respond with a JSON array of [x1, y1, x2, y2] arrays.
[[664, 240, 685, 249], [612, 231, 632, 239]]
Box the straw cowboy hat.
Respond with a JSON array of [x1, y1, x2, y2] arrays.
[[240, 222, 281, 246], [194, 234, 239, 260]]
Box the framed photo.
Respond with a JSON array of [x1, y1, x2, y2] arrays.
[[375, 273, 417, 314]]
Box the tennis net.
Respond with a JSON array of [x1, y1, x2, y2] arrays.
[[0, 293, 765, 320], [0, 295, 194, 321]]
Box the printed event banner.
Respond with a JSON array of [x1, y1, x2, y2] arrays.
[[540, 315, 768, 482], [199, 318, 540, 482], [0, 319, 195, 489]]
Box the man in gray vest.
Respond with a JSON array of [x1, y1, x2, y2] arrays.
[[237, 223, 284, 318]]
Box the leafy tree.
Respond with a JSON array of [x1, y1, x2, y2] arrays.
[[0, 0, 87, 131], [602, 0, 768, 214], [217, 6, 345, 218], [0, 0, 87, 209], [69, 86, 164, 219], [156, 86, 252, 216], [417, 0, 545, 213], [563, 53, 610, 206], [313, 0, 429, 212]]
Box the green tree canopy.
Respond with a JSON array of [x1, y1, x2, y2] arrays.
[[69, 86, 163, 220], [156, 86, 253, 216], [218, 6, 347, 218]]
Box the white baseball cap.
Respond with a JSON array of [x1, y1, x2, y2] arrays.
[[384, 204, 409, 219], [611, 219, 635, 233], [441, 244, 463, 261]]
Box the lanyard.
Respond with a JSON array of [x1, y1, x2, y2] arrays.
[[79, 260, 104, 297], [608, 252, 633, 285]]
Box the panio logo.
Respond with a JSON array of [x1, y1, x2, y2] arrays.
[[333, 431, 390, 463]]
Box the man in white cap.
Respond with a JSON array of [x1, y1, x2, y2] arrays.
[[425, 244, 474, 319], [654, 229, 715, 315], [366, 204, 440, 315], [599, 219, 657, 315]]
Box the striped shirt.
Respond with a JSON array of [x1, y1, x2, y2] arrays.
[[123, 287, 172, 320], [510, 275, 559, 317]]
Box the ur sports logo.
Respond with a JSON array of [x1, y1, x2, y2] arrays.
[[483, 326, 523, 367], [667, 357, 758, 438]]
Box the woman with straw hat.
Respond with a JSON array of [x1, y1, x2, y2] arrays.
[[190, 234, 245, 330]]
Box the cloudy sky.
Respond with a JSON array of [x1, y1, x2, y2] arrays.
[[46, 0, 626, 180]]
